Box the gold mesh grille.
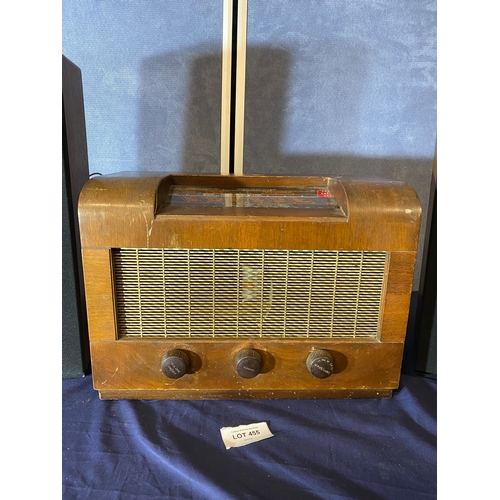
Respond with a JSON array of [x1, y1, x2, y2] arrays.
[[113, 248, 388, 339]]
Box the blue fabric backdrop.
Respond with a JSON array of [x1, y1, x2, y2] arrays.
[[62, 1, 436, 175]]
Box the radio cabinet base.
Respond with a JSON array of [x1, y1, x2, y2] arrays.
[[89, 339, 404, 400], [97, 388, 394, 400]]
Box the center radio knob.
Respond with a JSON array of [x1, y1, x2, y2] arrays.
[[235, 348, 262, 378], [306, 349, 335, 379], [161, 350, 190, 379]]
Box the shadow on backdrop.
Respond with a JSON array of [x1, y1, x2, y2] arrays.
[[138, 45, 222, 173]]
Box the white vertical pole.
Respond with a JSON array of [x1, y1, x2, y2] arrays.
[[220, 0, 234, 175], [233, 0, 248, 176]]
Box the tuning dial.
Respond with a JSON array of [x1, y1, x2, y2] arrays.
[[306, 349, 335, 379], [161, 350, 190, 379], [235, 348, 262, 378]]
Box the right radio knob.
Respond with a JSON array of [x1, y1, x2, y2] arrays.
[[306, 349, 335, 379]]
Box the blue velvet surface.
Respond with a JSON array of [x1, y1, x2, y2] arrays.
[[62, 373, 436, 499]]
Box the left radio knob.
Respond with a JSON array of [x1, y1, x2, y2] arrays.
[[161, 350, 190, 379]]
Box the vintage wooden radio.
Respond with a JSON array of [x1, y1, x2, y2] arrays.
[[78, 173, 421, 400]]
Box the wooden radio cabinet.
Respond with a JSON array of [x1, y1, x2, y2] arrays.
[[78, 173, 421, 400]]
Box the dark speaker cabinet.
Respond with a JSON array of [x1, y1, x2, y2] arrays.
[[62, 55, 90, 378], [414, 185, 437, 378]]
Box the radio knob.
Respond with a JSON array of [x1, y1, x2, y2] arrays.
[[161, 350, 190, 379], [235, 348, 262, 379], [306, 349, 335, 379]]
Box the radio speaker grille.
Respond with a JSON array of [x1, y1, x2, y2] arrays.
[[112, 248, 388, 339]]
